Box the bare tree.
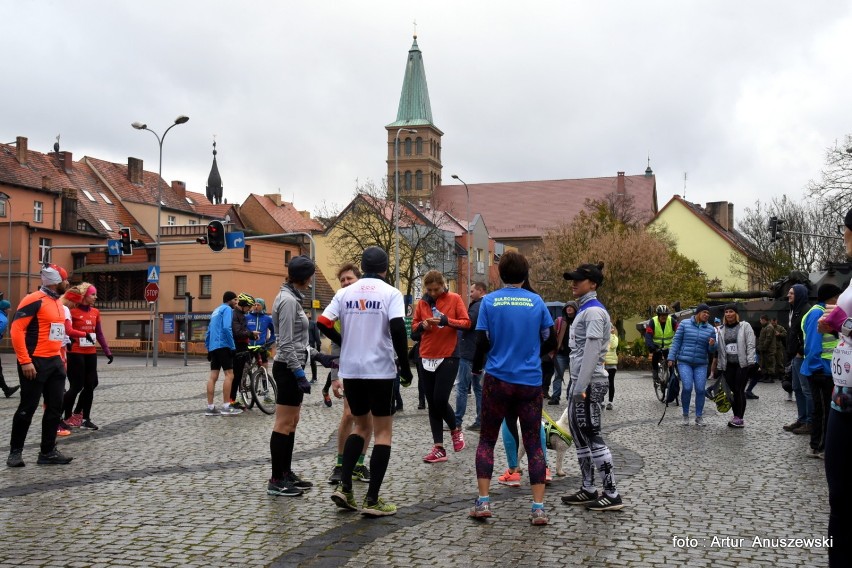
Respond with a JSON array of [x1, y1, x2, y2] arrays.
[[806, 136, 852, 220]]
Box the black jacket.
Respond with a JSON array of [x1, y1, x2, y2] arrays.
[[457, 297, 482, 361]]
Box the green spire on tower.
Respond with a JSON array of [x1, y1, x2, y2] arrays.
[[387, 36, 434, 127]]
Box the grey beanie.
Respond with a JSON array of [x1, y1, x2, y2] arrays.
[[361, 246, 389, 273]]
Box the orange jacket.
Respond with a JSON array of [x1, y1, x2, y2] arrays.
[[11, 290, 65, 364], [412, 292, 470, 358]]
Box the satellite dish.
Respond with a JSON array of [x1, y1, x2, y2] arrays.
[[224, 214, 231, 223]]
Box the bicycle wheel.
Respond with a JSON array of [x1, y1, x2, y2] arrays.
[[654, 363, 666, 403], [238, 369, 255, 410], [252, 367, 277, 415]]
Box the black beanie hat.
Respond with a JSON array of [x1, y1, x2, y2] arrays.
[[223, 291, 237, 303], [361, 246, 389, 273], [818, 283, 842, 303], [287, 255, 316, 282]]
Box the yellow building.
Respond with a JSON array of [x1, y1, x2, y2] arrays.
[[649, 196, 760, 291]]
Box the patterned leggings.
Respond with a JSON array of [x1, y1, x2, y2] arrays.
[[567, 380, 618, 495], [475, 373, 546, 484]]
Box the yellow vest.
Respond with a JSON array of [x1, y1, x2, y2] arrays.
[[652, 316, 674, 349]]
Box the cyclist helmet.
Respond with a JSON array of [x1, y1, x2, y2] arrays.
[[237, 293, 255, 307], [655, 305, 670, 315]]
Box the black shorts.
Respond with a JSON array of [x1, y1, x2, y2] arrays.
[[209, 347, 234, 371], [273, 361, 304, 407], [343, 378, 396, 417]]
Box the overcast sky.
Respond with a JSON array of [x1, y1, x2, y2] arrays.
[[3, 1, 851, 221]]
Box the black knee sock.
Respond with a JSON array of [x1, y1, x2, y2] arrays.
[[366, 444, 391, 503], [270, 431, 288, 480], [341, 434, 364, 491], [281, 432, 296, 475]]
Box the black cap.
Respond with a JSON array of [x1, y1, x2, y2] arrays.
[[223, 291, 237, 303], [361, 246, 389, 273], [818, 283, 842, 303], [563, 263, 604, 285], [288, 255, 316, 282], [725, 304, 739, 314]]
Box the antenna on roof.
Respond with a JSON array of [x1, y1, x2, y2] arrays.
[[54, 134, 60, 153], [683, 172, 688, 200]]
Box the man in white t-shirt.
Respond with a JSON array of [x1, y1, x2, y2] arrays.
[[318, 246, 412, 517]]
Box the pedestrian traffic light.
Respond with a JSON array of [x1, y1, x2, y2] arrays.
[[119, 227, 133, 255], [206, 220, 225, 252]]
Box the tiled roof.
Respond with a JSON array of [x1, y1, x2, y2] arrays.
[[84, 156, 197, 214], [432, 174, 658, 240], [74, 162, 152, 241], [659, 196, 761, 260], [0, 142, 72, 193], [185, 190, 212, 206], [252, 194, 324, 233]]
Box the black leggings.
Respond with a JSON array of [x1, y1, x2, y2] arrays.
[[607, 368, 616, 402], [419, 357, 459, 446], [65, 353, 98, 420], [724, 363, 748, 419], [10, 356, 65, 453]]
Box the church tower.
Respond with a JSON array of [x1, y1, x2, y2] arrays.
[[206, 140, 223, 205], [386, 35, 443, 205]]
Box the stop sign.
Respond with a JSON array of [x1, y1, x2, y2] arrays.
[[144, 282, 160, 303]]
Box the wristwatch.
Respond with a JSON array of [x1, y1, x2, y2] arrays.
[[842, 317, 852, 338]]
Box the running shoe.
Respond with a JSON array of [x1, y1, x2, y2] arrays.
[[57, 424, 71, 437], [586, 493, 624, 511], [328, 465, 342, 484], [331, 485, 358, 511], [353, 464, 371, 482], [204, 406, 221, 416], [451, 428, 466, 452], [220, 406, 243, 416], [466, 422, 481, 431], [284, 471, 313, 490], [605, 402, 613, 410], [80, 420, 99, 431], [728, 417, 744, 428], [681, 415, 690, 426], [267, 477, 303, 497], [231, 400, 246, 411], [695, 416, 706, 427], [361, 497, 396, 517], [561, 488, 599, 506], [497, 469, 521, 487], [67, 412, 84, 427], [545, 468, 553, 483], [423, 445, 448, 463], [6, 450, 24, 468], [322, 391, 332, 407], [529, 508, 549, 525], [36, 447, 73, 465], [469, 499, 492, 518]]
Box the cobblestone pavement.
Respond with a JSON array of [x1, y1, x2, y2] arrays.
[[0, 359, 830, 567]]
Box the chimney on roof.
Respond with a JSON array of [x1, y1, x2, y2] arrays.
[[60, 152, 73, 174], [16, 136, 27, 165], [264, 193, 282, 207], [171, 180, 186, 199], [616, 171, 626, 194], [128, 157, 143, 184], [42, 175, 50, 190], [298, 210, 311, 220], [705, 201, 732, 231]]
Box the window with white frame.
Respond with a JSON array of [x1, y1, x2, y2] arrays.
[[167, 215, 176, 226], [38, 238, 52, 263], [33, 201, 43, 223]]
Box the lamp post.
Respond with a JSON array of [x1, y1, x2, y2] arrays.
[[451, 175, 472, 304], [394, 127, 417, 291], [0, 192, 11, 304], [132, 115, 189, 367]]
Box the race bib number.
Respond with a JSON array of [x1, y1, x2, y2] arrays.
[[421, 358, 443, 372], [725, 343, 738, 355], [49, 322, 64, 342], [78, 335, 95, 347], [832, 339, 852, 387]]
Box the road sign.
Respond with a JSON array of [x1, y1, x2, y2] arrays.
[[147, 265, 160, 283], [225, 231, 245, 249], [107, 240, 122, 256], [144, 283, 160, 303], [312, 299, 320, 309]]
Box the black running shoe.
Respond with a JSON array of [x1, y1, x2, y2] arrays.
[[37, 447, 73, 465], [561, 488, 599, 506], [586, 493, 624, 511], [353, 464, 371, 482], [328, 465, 342, 484], [285, 471, 313, 490], [80, 420, 99, 431], [267, 478, 302, 497], [6, 450, 24, 468]]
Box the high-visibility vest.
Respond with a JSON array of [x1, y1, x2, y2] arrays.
[[652, 316, 675, 349], [801, 304, 838, 360]]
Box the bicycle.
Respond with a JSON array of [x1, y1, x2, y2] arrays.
[[651, 348, 669, 403], [235, 340, 277, 415]]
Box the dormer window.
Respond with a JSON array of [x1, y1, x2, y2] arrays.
[[99, 192, 113, 204], [81, 190, 96, 202], [98, 219, 111, 231]]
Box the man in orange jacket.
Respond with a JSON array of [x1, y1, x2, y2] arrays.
[[6, 265, 73, 467]]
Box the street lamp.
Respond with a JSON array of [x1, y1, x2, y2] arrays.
[[132, 115, 189, 367], [0, 192, 11, 304], [451, 174, 472, 304], [394, 127, 417, 291]]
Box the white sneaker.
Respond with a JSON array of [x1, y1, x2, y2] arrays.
[[681, 415, 690, 426]]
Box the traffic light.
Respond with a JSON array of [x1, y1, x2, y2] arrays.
[[206, 220, 225, 252], [768, 216, 778, 242], [776, 218, 786, 241], [119, 227, 133, 255]]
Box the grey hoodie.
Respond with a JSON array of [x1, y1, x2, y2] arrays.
[[568, 291, 611, 394], [272, 282, 309, 371]]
